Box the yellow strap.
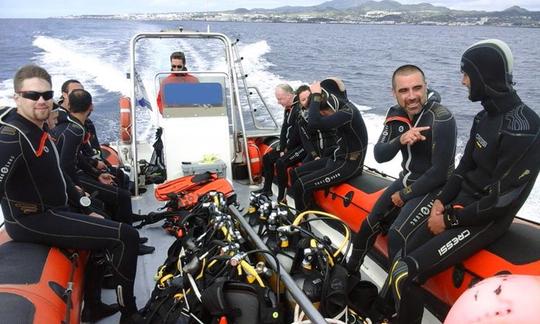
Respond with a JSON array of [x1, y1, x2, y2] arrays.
[[293, 210, 350, 259], [158, 274, 174, 288], [240, 260, 265, 287]]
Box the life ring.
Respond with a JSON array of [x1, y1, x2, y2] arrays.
[[257, 137, 279, 156], [119, 96, 132, 144], [100, 144, 121, 167], [247, 139, 262, 180]]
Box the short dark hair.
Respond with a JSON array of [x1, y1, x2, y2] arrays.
[[13, 65, 51, 92], [61, 79, 81, 94], [170, 51, 186, 65], [392, 64, 425, 89], [296, 84, 311, 96], [69, 89, 92, 113]]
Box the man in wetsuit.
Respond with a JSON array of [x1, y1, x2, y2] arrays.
[[58, 79, 127, 187], [51, 88, 154, 255], [273, 85, 311, 202], [289, 78, 368, 211], [375, 39, 540, 324], [346, 65, 457, 274], [156, 51, 199, 114], [0, 65, 142, 323], [253, 84, 299, 197]]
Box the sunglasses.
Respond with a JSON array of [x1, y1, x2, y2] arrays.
[[171, 65, 184, 69], [17, 90, 54, 101]]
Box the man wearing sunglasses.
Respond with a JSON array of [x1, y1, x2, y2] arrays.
[[156, 51, 199, 114], [0, 64, 143, 323]]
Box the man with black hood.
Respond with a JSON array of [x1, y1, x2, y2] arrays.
[[289, 77, 368, 211], [372, 39, 540, 324]]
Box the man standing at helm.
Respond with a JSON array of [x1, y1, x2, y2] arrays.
[[371, 39, 540, 324], [156, 51, 199, 114]]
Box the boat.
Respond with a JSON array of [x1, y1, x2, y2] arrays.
[[0, 28, 539, 324]]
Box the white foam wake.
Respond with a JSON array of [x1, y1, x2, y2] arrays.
[[32, 35, 129, 96]]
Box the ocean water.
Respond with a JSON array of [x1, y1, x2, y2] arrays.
[[0, 19, 539, 222]]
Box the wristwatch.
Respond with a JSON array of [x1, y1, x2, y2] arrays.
[[444, 205, 459, 227], [79, 196, 91, 208]]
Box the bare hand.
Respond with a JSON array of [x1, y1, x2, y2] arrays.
[[88, 212, 105, 219], [391, 191, 404, 207], [430, 199, 445, 218], [400, 126, 430, 146], [428, 212, 446, 235], [98, 173, 115, 186], [96, 160, 107, 170], [309, 81, 321, 94], [314, 156, 320, 160], [75, 185, 84, 195]]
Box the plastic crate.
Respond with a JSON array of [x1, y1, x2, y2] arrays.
[[181, 160, 227, 178]]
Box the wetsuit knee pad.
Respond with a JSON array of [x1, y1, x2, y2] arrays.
[[390, 257, 418, 296]]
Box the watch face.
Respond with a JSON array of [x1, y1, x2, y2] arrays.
[[80, 196, 91, 207]]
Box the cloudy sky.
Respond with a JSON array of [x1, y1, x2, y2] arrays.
[[1, 0, 539, 18]]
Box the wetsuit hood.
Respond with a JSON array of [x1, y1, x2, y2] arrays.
[[461, 39, 514, 103], [321, 78, 347, 111]]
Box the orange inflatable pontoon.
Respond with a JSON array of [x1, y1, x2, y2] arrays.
[[0, 230, 87, 324], [314, 168, 540, 319]]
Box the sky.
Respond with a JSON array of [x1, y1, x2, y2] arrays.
[[1, 0, 539, 18]]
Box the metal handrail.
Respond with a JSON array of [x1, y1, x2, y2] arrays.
[[129, 32, 236, 194], [247, 86, 280, 130], [229, 205, 327, 324]]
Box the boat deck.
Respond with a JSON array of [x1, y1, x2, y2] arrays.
[[96, 180, 440, 324]]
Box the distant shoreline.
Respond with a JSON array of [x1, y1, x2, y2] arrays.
[[4, 16, 537, 29]]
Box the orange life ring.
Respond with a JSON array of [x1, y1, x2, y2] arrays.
[[257, 137, 279, 156], [119, 97, 132, 144], [247, 139, 262, 179], [100, 144, 121, 167]]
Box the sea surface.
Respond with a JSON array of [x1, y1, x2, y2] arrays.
[[0, 19, 539, 222]]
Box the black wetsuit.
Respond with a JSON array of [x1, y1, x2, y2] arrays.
[[0, 107, 139, 315], [83, 118, 129, 189], [57, 108, 129, 189], [289, 92, 368, 211], [259, 104, 300, 193], [51, 114, 133, 224], [298, 108, 338, 161], [381, 92, 540, 324], [348, 92, 456, 272]]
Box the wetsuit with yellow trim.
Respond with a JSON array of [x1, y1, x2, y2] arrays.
[[289, 78, 368, 211], [347, 90, 456, 273], [379, 40, 540, 324], [0, 107, 140, 318]]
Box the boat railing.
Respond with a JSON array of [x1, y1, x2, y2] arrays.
[[231, 39, 280, 131], [229, 205, 328, 324], [129, 31, 281, 191]]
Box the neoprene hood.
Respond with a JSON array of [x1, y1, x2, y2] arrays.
[[460, 39, 514, 102]]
